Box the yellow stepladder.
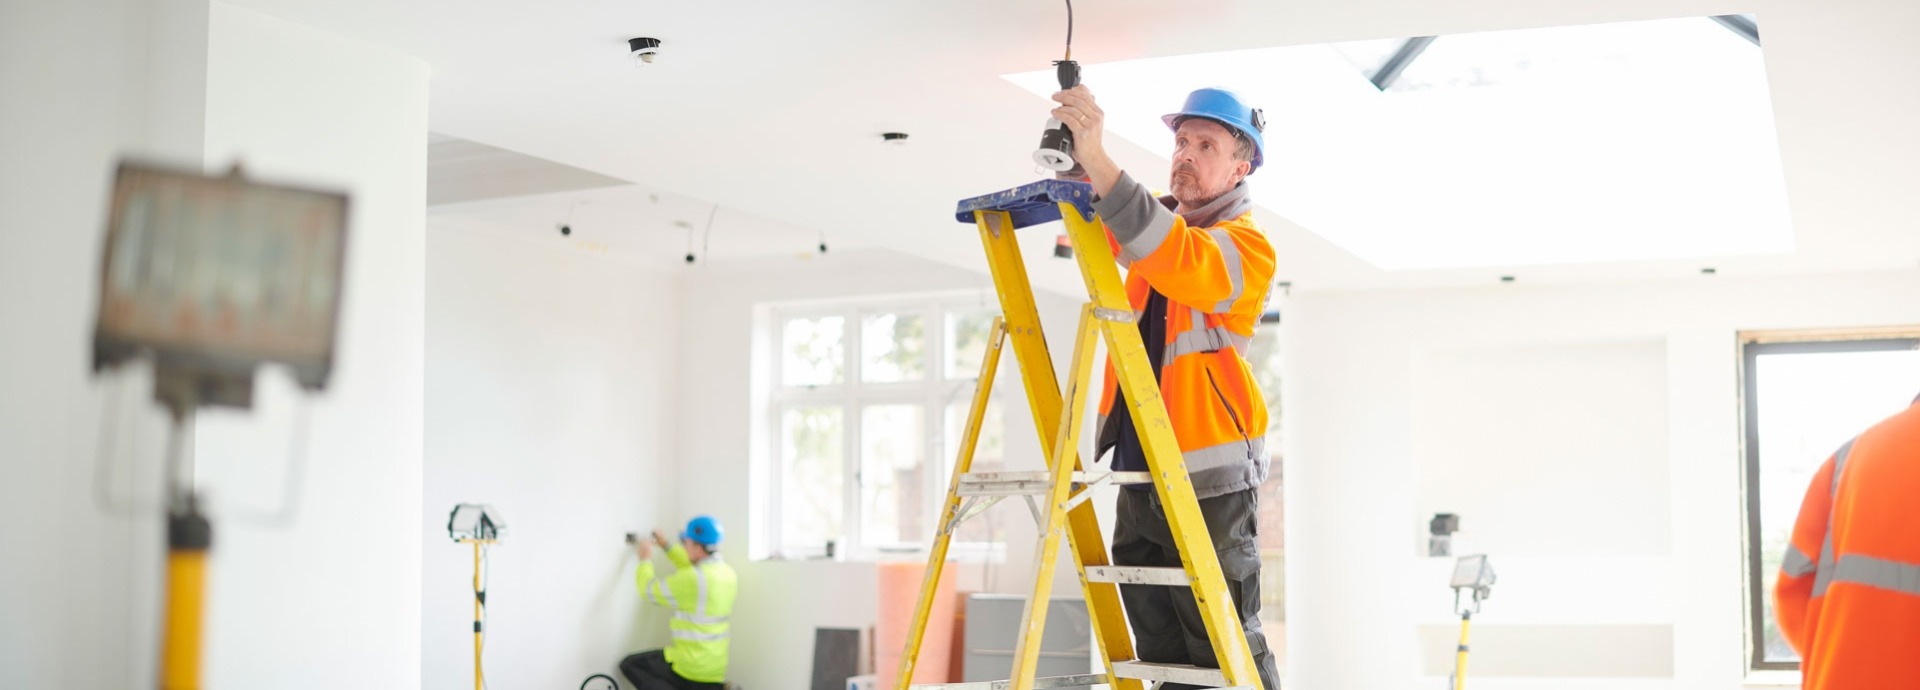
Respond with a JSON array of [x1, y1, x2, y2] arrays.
[[892, 180, 1260, 690]]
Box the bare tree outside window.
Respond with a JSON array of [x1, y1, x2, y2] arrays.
[[782, 316, 844, 387], [1247, 324, 1286, 639], [862, 312, 926, 383], [946, 308, 999, 380], [765, 296, 1006, 560], [781, 406, 844, 554], [945, 398, 1007, 544], [862, 404, 926, 546]]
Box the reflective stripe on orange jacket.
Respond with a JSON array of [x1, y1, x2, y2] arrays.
[[1089, 172, 1275, 499], [1775, 400, 1920, 689]]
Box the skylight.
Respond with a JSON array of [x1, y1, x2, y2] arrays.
[[1004, 16, 1794, 271]]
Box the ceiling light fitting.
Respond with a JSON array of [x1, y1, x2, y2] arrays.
[[628, 37, 662, 65]]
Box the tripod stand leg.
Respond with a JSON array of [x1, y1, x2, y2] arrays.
[[1452, 611, 1472, 690], [474, 540, 484, 690], [161, 502, 210, 690]]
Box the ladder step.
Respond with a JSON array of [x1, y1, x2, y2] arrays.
[[909, 673, 1107, 690], [956, 471, 1154, 496], [1111, 661, 1236, 687], [1085, 566, 1192, 587]]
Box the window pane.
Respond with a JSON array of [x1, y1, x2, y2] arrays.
[[781, 406, 844, 553], [1752, 347, 1920, 663], [946, 308, 1000, 379], [861, 404, 925, 546], [944, 398, 1006, 544], [782, 316, 845, 387], [1247, 329, 1283, 439], [862, 312, 927, 383]]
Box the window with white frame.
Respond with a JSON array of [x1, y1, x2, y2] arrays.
[[766, 294, 1009, 559]]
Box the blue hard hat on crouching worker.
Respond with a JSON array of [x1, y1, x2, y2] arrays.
[[1162, 87, 1267, 171], [682, 515, 723, 546]]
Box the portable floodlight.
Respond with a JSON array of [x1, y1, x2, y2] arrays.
[[447, 503, 506, 690], [92, 161, 348, 414], [1448, 554, 1496, 690], [88, 159, 350, 690], [1450, 554, 1496, 593], [447, 503, 506, 543]]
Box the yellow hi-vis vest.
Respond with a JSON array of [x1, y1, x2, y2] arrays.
[[636, 545, 736, 682]]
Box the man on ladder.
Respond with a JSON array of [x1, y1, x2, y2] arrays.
[[1048, 84, 1281, 690]]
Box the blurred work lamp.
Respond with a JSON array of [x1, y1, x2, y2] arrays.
[[1448, 555, 1496, 689], [91, 161, 348, 415], [87, 160, 348, 690], [448, 503, 507, 543], [447, 502, 505, 690], [1450, 554, 1496, 609]]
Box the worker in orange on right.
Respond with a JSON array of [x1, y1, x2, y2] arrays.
[[1774, 391, 1920, 688], [1049, 83, 1281, 690]]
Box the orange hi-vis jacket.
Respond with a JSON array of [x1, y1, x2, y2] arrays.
[[1775, 399, 1920, 689], [1089, 172, 1276, 499]]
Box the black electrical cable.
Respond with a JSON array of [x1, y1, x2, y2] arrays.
[[1064, 0, 1073, 60]]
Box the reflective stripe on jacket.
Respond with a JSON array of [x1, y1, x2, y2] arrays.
[[1091, 172, 1276, 499], [637, 545, 737, 683], [1775, 401, 1920, 689]]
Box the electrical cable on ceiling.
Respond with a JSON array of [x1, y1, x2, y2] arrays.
[[559, 199, 584, 236], [702, 204, 718, 262]]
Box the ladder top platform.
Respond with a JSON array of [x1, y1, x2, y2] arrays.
[[954, 179, 1096, 229]]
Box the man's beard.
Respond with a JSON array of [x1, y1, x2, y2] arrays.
[[1171, 166, 1229, 209]]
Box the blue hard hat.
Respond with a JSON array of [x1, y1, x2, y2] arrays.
[[1162, 88, 1267, 171], [682, 515, 723, 546]]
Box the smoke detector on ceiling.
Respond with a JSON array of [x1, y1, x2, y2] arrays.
[[629, 37, 662, 65]]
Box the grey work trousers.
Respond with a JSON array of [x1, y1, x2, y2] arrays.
[[1112, 487, 1281, 690]]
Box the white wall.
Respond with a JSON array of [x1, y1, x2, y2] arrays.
[[673, 249, 1093, 690], [423, 224, 681, 688], [0, 0, 208, 686], [1414, 340, 1672, 560], [183, 3, 429, 687], [1283, 269, 1920, 690]]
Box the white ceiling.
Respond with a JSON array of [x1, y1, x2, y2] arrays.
[[228, 0, 1920, 295], [1007, 17, 1796, 271], [429, 182, 867, 269], [426, 133, 629, 205], [426, 133, 630, 205]]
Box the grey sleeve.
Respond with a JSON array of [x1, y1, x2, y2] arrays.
[[1091, 171, 1179, 264]]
